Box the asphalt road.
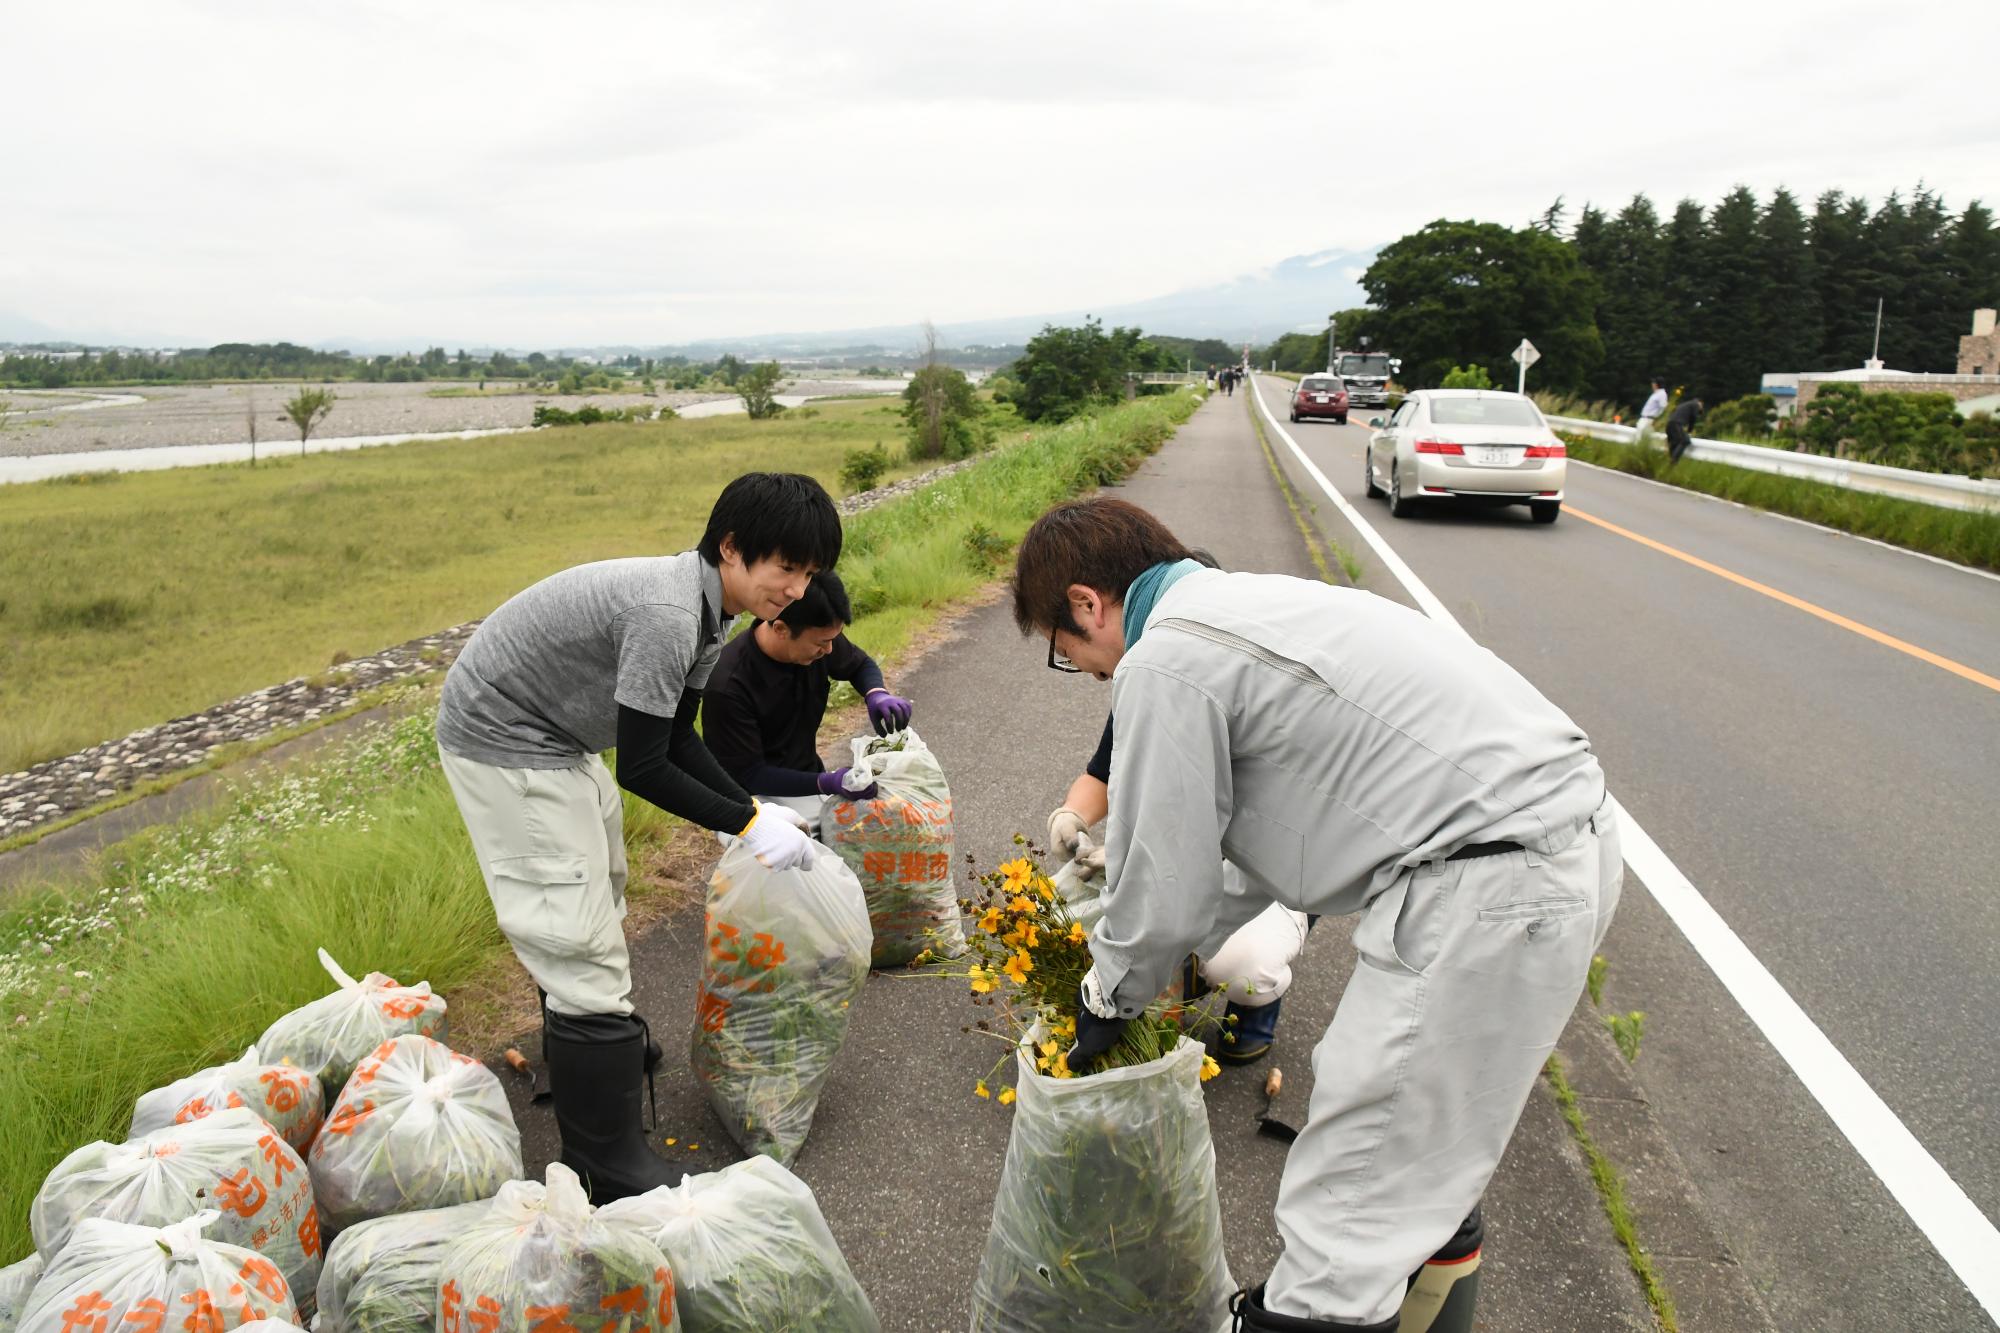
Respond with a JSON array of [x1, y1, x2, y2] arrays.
[[1247, 371, 2000, 1330], [505, 392, 1664, 1331]]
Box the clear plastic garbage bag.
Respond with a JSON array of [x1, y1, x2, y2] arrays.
[[130, 1045, 325, 1156], [598, 1156, 878, 1333], [313, 1199, 491, 1333], [435, 1164, 679, 1333], [691, 838, 872, 1165], [30, 1106, 321, 1320], [823, 728, 966, 967], [256, 950, 448, 1100], [969, 1033, 1233, 1333], [307, 1035, 521, 1235], [0, 1254, 44, 1333], [16, 1212, 298, 1333]]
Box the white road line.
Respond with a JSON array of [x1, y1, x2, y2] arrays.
[[1249, 373, 2000, 1322]]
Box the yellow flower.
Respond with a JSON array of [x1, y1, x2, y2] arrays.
[[1036, 1037, 1063, 1071], [1002, 950, 1034, 984], [978, 905, 1004, 934], [974, 1080, 991, 1099], [1008, 894, 1036, 916], [1200, 1055, 1221, 1083], [1000, 858, 1034, 892], [1035, 875, 1057, 901], [1066, 921, 1087, 945], [968, 965, 997, 995], [998, 1087, 1017, 1105], [1051, 1014, 1077, 1039], [1017, 921, 1040, 948]]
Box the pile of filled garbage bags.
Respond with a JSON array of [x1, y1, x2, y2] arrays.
[[0, 949, 879, 1333]]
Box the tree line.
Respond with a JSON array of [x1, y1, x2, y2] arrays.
[[1257, 185, 2000, 417]]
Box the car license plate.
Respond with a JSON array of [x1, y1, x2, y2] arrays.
[[1314, 395, 1329, 403], [1472, 446, 1515, 465]]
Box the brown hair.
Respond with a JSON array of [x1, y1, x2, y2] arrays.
[[1011, 497, 1193, 635]]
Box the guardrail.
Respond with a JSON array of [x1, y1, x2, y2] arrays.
[[1546, 415, 2000, 515]]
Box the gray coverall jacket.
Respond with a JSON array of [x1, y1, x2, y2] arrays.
[[1095, 567, 1604, 1013]]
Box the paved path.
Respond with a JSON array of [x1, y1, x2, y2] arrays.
[[1247, 371, 2000, 1331], [501, 392, 1686, 1330]]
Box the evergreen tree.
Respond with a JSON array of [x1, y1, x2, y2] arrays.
[[1700, 186, 1769, 399], [1596, 195, 1669, 411], [1658, 199, 1709, 392], [1810, 191, 1873, 369], [1945, 201, 2000, 360], [1753, 188, 1821, 378]]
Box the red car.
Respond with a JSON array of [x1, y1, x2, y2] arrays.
[[1290, 374, 1350, 424]]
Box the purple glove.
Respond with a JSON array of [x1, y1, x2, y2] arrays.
[[865, 688, 913, 736], [817, 767, 879, 801]]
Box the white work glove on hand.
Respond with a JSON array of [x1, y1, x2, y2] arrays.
[[738, 800, 820, 872], [1047, 807, 1090, 860]]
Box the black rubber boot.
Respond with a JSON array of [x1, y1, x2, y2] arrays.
[[1398, 1207, 1483, 1333], [542, 1010, 677, 1203], [1230, 1285, 1399, 1331], [536, 991, 660, 1103]]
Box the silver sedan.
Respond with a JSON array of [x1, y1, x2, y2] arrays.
[[1365, 389, 1568, 524]]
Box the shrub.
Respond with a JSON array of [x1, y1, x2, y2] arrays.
[[738, 362, 785, 419], [1439, 364, 1494, 390], [902, 365, 985, 460], [961, 521, 1011, 572], [1704, 394, 1778, 440], [839, 444, 893, 495]]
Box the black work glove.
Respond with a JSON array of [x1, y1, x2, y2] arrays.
[[1067, 981, 1129, 1076]]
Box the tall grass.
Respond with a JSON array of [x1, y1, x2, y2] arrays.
[[1563, 433, 2000, 573], [0, 399, 924, 772], [0, 391, 1202, 1259]]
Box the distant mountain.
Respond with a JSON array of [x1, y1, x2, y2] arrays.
[[4, 245, 1379, 360], [675, 245, 1380, 356]]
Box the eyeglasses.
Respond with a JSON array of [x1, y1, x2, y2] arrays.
[[1047, 634, 1082, 674]]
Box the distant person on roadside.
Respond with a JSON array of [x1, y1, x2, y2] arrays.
[[701, 569, 913, 836], [1013, 495, 1619, 1331], [435, 472, 838, 1203], [1637, 378, 1668, 435], [1666, 395, 1703, 463]]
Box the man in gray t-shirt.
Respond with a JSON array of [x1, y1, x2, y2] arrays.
[[436, 471, 842, 1202]]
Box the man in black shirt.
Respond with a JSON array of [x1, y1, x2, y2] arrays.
[[702, 571, 913, 833], [1666, 395, 1704, 463]]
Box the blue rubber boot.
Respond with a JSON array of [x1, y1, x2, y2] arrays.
[[1222, 995, 1284, 1065]]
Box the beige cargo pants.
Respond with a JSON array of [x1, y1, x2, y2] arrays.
[[1264, 797, 1623, 1323], [439, 748, 632, 1016]]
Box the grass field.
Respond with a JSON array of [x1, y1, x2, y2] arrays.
[[0, 400, 931, 772], [0, 391, 1203, 1256], [1563, 432, 2000, 574]]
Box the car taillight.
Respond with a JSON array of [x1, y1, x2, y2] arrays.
[[1523, 444, 1566, 458], [1414, 440, 1463, 455]]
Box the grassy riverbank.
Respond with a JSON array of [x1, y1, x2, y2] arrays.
[[0, 399, 928, 772], [1563, 433, 2000, 574], [0, 390, 1203, 1255]]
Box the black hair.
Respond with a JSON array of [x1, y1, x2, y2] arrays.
[[699, 472, 843, 571], [774, 570, 852, 632]]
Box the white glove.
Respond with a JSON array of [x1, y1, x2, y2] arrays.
[[1076, 842, 1106, 876], [1047, 807, 1090, 859], [738, 801, 819, 872]]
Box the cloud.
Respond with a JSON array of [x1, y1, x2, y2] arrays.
[[3, 0, 1994, 346]]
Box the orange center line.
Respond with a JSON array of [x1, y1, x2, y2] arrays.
[[1566, 505, 2000, 695]]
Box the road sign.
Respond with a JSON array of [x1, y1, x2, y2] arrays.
[[1513, 338, 1540, 394]]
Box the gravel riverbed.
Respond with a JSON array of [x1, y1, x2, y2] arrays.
[[0, 377, 908, 458]]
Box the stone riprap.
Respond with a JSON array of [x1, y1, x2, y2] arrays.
[[0, 454, 978, 842]]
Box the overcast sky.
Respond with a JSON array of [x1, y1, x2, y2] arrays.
[[5, 0, 1994, 349]]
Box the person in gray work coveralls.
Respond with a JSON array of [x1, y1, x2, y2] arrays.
[[435, 472, 839, 1202], [1012, 496, 1622, 1331]]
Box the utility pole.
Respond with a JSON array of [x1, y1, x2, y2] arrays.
[[1867, 298, 1885, 370]]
